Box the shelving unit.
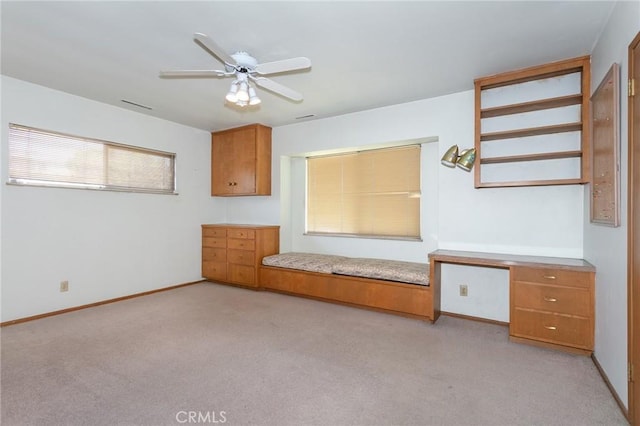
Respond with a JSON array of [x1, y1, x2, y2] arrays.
[[474, 56, 591, 188]]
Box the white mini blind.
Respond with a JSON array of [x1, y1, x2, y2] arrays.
[[307, 145, 421, 239], [8, 124, 176, 193]]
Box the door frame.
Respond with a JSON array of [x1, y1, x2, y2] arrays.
[[628, 31, 640, 426]]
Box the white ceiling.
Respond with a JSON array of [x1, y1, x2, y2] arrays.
[[1, 1, 614, 132]]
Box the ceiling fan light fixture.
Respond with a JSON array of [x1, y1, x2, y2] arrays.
[[237, 81, 250, 102], [225, 81, 239, 103], [248, 87, 261, 106]]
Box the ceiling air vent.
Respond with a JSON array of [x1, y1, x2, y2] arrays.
[[121, 99, 153, 110]]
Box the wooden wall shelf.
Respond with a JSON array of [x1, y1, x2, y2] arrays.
[[480, 94, 583, 118], [474, 56, 591, 188], [477, 178, 584, 189], [480, 122, 583, 142], [481, 150, 583, 165]]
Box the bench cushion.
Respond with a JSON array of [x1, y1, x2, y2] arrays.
[[262, 252, 348, 274], [332, 258, 429, 286]]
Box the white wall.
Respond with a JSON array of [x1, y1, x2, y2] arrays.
[[0, 76, 225, 322], [585, 0, 640, 409], [226, 90, 585, 322]]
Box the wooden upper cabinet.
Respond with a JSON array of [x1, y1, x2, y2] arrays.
[[211, 124, 272, 196]]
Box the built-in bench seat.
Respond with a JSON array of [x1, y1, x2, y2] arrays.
[[259, 252, 440, 322]]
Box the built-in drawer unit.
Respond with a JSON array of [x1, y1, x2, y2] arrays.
[[201, 224, 279, 288], [510, 266, 595, 353]]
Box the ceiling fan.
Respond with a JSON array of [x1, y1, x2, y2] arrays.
[[159, 33, 311, 107]]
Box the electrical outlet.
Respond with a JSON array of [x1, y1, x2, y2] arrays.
[[459, 284, 468, 297], [60, 280, 69, 292]]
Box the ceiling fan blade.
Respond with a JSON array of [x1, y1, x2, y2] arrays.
[[255, 57, 311, 75], [159, 70, 229, 78], [253, 77, 303, 101], [193, 33, 236, 66]]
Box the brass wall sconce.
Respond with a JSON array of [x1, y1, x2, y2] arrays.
[[440, 145, 476, 172]]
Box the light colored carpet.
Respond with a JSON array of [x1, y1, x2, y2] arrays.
[[1, 282, 627, 426]]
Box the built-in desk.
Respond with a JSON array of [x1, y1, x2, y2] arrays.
[[428, 249, 596, 355]]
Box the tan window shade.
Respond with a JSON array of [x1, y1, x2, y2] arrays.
[[8, 124, 176, 194], [307, 145, 421, 239]]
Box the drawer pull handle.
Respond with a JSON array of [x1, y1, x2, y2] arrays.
[[543, 297, 557, 302], [544, 325, 557, 331], [543, 275, 556, 280]]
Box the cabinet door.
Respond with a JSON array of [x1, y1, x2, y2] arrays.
[[230, 128, 257, 194], [211, 133, 236, 195]]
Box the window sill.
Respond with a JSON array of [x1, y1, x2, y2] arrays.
[[304, 232, 422, 242], [6, 180, 178, 195]]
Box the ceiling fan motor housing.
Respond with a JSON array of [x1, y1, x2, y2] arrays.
[[228, 51, 258, 73]]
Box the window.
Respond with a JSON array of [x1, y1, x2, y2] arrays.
[[306, 145, 421, 239], [8, 124, 176, 194]]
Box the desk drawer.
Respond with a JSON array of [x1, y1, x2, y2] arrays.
[[511, 267, 591, 288], [513, 282, 590, 317], [511, 309, 592, 349]]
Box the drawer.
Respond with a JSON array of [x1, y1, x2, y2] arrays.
[[228, 238, 255, 251], [202, 227, 227, 238], [511, 267, 592, 288], [513, 282, 590, 317], [202, 261, 227, 281], [228, 264, 256, 286], [511, 309, 592, 349], [261, 268, 295, 292], [228, 229, 255, 240], [202, 237, 226, 249], [228, 249, 255, 266], [202, 247, 226, 262]]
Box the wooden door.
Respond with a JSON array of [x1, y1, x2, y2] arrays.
[[629, 31, 640, 426], [231, 127, 257, 194], [211, 132, 235, 195]]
